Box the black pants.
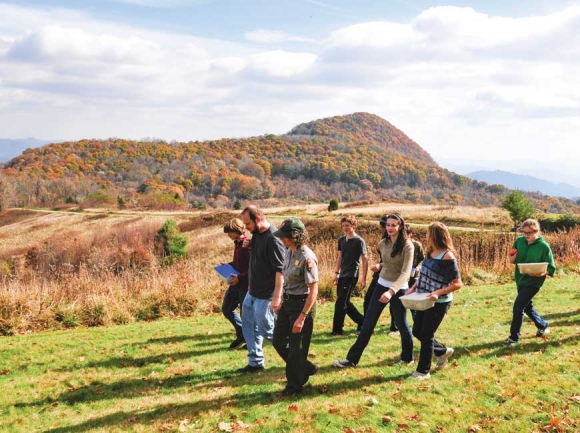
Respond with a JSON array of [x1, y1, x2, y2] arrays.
[[273, 297, 317, 393], [365, 272, 397, 332], [412, 301, 451, 374], [332, 276, 364, 334]]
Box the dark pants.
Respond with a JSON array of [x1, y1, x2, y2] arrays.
[[365, 273, 397, 332], [412, 302, 451, 374], [273, 296, 317, 393], [509, 285, 548, 341], [333, 276, 364, 334], [347, 284, 413, 365], [222, 286, 247, 339]]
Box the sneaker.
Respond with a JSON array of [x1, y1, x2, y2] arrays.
[[237, 364, 265, 373], [411, 371, 431, 380], [536, 323, 550, 337], [503, 338, 518, 347], [435, 347, 454, 370], [332, 359, 355, 368], [393, 359, 413, 366], [229, 337, 246, 350]]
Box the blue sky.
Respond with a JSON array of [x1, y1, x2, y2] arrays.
[[1, 0, 580, 184]]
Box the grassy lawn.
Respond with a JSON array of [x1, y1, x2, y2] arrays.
[[1, 274, 579, 432]]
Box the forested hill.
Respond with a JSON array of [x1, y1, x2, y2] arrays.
[[1, 112, 576, 212]]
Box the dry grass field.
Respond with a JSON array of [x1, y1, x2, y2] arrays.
[[0, 203, 578, 336]]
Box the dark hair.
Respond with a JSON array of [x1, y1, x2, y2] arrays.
[[242, 205, 264, 223], [285, 230, 309, 248], [404, 223, 413, 237], [386, 213, 407, 258]]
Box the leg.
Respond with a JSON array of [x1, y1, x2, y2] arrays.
[[222, 286, 243, 339], [415, 302, 450, 374], [390, 290, 414, 363], [523, 291, 548, 330], [363, 273, 379, 316], [509, 285, 541, 341], [332, 277, 354, 334], [389, 302, 398, 332], [283, 299, 316, 392], [241, 293, 265, 367], [272, 302, 290, 362], [346, 284, 389, 365], [345, 277, 364, 327], [254, 297, 276, 344]]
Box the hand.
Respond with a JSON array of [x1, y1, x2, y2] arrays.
[[370, 263, 381, 272], [333, 275, 339, 286], [359, 280, 366, 290], [292, 316, 305, 334], [428, 293, 439, 301], [242, 238, 252, 248], [379, 290, 392, 304], [271, 298, 282, 314], [229, 275, 239, 286]]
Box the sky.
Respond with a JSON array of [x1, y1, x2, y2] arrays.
[[1, 0, 580, 185]]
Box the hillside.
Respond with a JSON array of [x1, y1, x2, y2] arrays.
[[0, 137, 52, 162], [468, 170, 580, 199], [0, 112, 578, 213]]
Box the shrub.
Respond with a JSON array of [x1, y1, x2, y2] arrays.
[[328, 198, 339, 212], [155, 220, 188, 265]]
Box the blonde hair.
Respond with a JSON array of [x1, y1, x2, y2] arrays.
[[223, 218, 245, 235], [340, 215, 357, 227], [426, 221, 456, 257], [521, 218, 540, 233]]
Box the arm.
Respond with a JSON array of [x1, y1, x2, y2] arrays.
[[359, 253, 368, 289], [333, 251, 342, 285], [271, 271, 284, 314], [429, 277, 463, 301], [292, 282, 318, 334]]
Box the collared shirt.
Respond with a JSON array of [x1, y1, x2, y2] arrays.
[[282, 245, 318, 295]]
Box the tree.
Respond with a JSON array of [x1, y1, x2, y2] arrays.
[[502, 190, 535, 229], [155, 220, 188, 265], [328, 198, 339, 212]]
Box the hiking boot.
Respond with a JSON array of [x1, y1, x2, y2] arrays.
[[237, 364, 265, 373], [435, 347, 454, 370], [503, 338, 518, 347], [536, 323, 550, 337], [411, 371, 431, 380], [229, 337, 246, 350], [332, 359, 355, 368], [278, 387, 302, 397]]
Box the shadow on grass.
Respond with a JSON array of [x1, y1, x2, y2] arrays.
[[133, 332, 232, 346], [41, 367, 411, 433]]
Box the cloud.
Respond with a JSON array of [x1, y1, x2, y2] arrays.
[[114, 0, 212, 7], [0, 1, 579, 171]]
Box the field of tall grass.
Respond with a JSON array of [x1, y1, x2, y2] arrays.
[[0, 207, 579, 335]]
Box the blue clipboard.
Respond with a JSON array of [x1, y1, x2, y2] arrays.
[[214, 263, 240, 284]]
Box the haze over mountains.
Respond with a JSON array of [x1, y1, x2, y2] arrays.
[[0, 138, 53, 162]]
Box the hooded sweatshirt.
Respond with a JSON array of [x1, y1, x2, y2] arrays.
[[513, 235, 556, 288]]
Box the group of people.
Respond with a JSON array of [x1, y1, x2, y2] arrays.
[[219, 205, 556, 395]]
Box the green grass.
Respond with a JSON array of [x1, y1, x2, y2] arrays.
[[1, 275, 579, 432]]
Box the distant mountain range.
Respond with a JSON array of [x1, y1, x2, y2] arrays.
[[467, 170, 580, 199], [0, 138, 52, 162]]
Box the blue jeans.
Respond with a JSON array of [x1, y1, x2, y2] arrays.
[[347, 284, 413, 365], [242, 293, 276, 367], [509, 285, 548, 341], [412, 302, 451, 374], [222, 286, 247, 339]]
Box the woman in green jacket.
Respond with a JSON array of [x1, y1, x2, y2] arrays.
[[504, 218, 556, 347]]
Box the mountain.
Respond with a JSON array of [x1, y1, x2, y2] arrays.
[[467, 170, 580, 199], [0, 138, 52, 162], [1, 112, 578, 213]]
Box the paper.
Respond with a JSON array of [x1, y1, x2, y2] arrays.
[[214, 263, 240, 283]]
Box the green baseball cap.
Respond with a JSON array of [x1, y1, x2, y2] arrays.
[[273, 217, 305, 237]]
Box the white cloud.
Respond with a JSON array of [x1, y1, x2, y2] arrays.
[[0, 1, 580, 180], [114, 0, 211, 7]]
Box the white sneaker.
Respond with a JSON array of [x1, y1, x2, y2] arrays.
[[393, 359, 413, 366], [435, 347, 454, 370], [411, 371, 431, 380]]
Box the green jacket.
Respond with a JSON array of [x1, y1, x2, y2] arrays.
[[513, 235, 556, 288]]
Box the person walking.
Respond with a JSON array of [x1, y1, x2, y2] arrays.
[[221, 218, 250, 350], [405, 223, 425, 323], [237, 205, 285, 373], [271, 217, 319, 396], [407, 222, 462, 380], [331, 215, 367, 335], [333, 213, 414, 368], [504, 218, 556, 347]]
